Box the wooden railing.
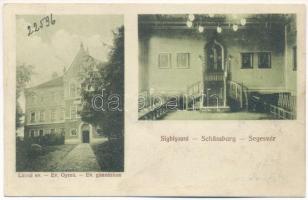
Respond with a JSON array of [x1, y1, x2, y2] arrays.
[[269, 94, 296, 119], [138, 81, 203, 119], [228, 81, 296, 119], [278, 93, 296, 113], [138, 92, 176, 120], [186, 81, 202, 110], [138, 102, 170, 120], [204, 72, 224, 81], [269, 104, 296, 119], [228, 81, 249, 109], [186, 81, 202, 97], [138, 90, 150, 111]]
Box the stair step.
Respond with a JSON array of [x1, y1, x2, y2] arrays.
[[199, 106, 230, 112]]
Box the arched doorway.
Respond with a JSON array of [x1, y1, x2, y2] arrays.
[[81, 124, 90, 143], [203, 40, 227, 108], [206, 40, 224, 72]]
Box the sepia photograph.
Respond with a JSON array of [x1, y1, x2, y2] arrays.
[[138, 14, 297, 120], [16, 15, 124, 172]]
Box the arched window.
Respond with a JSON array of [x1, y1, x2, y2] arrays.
[[205, 40, 224, 72]]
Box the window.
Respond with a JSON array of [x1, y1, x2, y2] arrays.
[[50, 129, 55, 134], [51, 110, 56, 121], [40, 96, 44, 104], [293, 46, 297, 71], [39, 129, 44, 136], [45, 129, 50, 135], [60, 128, 65, 135], [45, 110, 49, 121], [50, 92, 55, 101], [76, 105, 80, 118], [96, 128, 103, 135], [241, 53, 254, 69], [34, 130, 39, 137], [39, 111, 45, 122], [70, 83, 76, 97], [70, 129, 77, 136], [258, 52, 271, 69], [177, 53, 190, 69], [59, 108, 65, 120], [76, 87, 81, 97], [70, 105, 77, 119], [30, 112, 36, 123], [30, 130, 35, 137], [31, 95, 37, 104], [55, 92, 60, 101], [158, 53, 171, 69], [28, 112, 31, 123]]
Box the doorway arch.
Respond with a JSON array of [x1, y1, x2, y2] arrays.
[[204, 39, 225, 72], [203, 40, 227, 107], [79, 123, 92, 143]]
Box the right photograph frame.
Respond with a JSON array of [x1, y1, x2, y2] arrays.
[[138, 14, 297, 120]]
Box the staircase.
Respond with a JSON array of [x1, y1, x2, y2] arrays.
[[228, 81, 296, 119], [185, 80, 230, 112], [185, 80, 252, 113], [228, 81, 249, 110], [185, 81, 203, 110]]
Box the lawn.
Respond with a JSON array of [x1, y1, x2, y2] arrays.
[[91, 139, 124, 172], [16, 142, 77, 172]]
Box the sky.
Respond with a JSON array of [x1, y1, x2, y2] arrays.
[[16, 15, 123, 87]]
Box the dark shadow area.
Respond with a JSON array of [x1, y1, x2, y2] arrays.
[[91, 139, 124, 172]]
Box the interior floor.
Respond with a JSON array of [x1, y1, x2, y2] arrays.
[[162, 110, 275, 120]]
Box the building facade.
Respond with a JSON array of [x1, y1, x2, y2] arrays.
[[24, 43, 104, 143]]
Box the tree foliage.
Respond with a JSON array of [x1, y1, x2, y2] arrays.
[[16, 64, 34, 128], [80, 26, 124, 140]]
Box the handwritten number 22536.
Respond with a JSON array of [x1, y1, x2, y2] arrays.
[[27, 14, 56, 36]]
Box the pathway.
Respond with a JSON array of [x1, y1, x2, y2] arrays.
[[55, 143, 101, 172]]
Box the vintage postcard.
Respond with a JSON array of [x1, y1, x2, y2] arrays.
[[3, 3, 306, 197]]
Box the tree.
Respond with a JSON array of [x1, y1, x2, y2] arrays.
[[80, 26, 124, 140], [16, 64, 34, 128]]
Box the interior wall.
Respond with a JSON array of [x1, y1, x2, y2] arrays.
[[142, 34, 204, 94], [139, 37, 150, 93], [220, 24, 286, 91], [139, 23, 289, 94], [285, 16, 297, 95]]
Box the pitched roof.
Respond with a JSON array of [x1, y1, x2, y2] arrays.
[[31, 76, 63, 89], [27, 43, 103, 90], [65, 43, 103, 74]]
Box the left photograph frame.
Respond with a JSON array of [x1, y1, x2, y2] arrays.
[[15, 14, 124, 172]]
